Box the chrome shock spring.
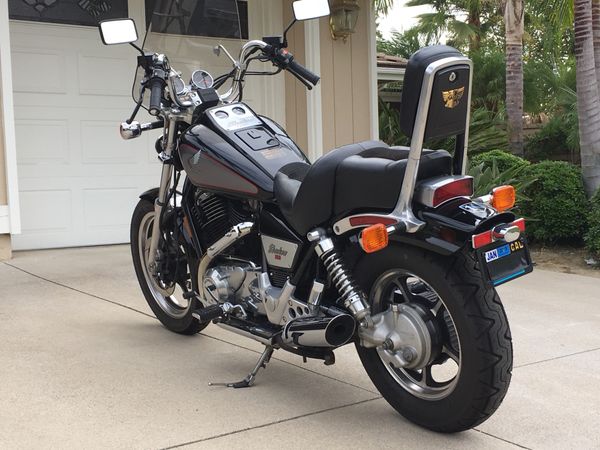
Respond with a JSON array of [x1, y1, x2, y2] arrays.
[[314, 237, 370, 320]]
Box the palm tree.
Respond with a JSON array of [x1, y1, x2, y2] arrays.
[[575, 0, 600, 195], [505, 0, 524, 155]]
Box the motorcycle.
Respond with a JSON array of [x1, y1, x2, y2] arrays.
[[98, 0, 532, 433]]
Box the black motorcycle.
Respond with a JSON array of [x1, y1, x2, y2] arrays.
[[99, 0, 532, 433]]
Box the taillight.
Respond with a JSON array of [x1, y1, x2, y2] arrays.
[[415, 176, 474, 208]]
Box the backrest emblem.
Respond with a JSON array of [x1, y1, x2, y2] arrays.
[[442, 87, 465, 109]]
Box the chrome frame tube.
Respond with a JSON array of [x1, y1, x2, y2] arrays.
[[147, 119, 177, 272], [389, 56, 473, 232]]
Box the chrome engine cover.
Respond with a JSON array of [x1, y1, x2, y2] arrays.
[[201, 260, 264, 314]]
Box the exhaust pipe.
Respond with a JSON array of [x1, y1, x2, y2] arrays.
[[282, 314, 356, 348]]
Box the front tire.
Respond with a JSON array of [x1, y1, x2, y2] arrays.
[[130, 198, 206, 335], [354, 245, 513, 432]]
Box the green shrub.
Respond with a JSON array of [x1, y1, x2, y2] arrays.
[[524, 115, 579, 163], [584, 190, 600, 257], [521, 161, 589, 242], [469, 150, 530, 173]]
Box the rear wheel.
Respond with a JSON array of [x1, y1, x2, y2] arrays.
[[130, 198, 207, 335], [354, 245, 512, 432]]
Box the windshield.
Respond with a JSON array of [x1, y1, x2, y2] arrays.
[[135, 0, 245, 101]]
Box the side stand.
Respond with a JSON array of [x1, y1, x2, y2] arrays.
[[209, 345, 274, 389]]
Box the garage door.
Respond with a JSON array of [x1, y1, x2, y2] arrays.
[[9, 0, 283, 250]]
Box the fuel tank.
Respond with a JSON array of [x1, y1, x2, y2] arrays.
[[179, 102, 309, 201]]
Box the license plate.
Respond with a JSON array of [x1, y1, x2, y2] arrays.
[[476, 238, 533, 286]]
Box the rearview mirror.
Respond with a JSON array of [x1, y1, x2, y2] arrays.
[[293, 0, 330, 21], [99, 18, 138, 45]]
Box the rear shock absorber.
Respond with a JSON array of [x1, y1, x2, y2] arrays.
[[308, 230, 370, 321]]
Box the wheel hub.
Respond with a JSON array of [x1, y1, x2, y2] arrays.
[[359, 303, 442, 370]]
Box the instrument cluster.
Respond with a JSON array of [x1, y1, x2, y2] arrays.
[[169, 69, 215, 106]]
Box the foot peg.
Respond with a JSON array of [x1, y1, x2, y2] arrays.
[[193, 303, 247, 324], [209, 345, 274, 389], [192, 304, 224, 324]]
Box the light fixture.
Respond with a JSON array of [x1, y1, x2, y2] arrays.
[[329, 0, 360, 42]]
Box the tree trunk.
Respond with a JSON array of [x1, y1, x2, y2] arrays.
[[575, 0, 600, 196], [504, 0, 524, 156], [592, 0, 600, 85]]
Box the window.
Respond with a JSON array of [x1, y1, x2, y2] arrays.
[[8, 0, 128, 27], [144, 0, 248, 39]]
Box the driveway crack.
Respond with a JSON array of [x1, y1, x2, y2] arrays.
[[160, 397, 381, 449]]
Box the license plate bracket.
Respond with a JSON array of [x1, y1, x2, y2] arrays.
[[476, 238, 533, 287]]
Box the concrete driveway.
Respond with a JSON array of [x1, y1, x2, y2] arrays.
[[1, 245, 599, 449]]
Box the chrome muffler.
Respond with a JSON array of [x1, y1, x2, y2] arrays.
[[282, 313, 356, 348]]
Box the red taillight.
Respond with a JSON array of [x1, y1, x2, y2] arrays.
[[432, 178, 474, 207], [472, 218, 526, 249]]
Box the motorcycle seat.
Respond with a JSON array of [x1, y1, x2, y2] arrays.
[[274, 140, 452, 235]]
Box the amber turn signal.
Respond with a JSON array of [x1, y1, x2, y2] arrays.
[[491, 185, 516, 212], [359, 223, 389, 253]]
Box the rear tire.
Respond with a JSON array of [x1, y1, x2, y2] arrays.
[[354, 245, 512, 432], [130, 198, 207, 335]]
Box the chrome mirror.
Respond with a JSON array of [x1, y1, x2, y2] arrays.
[[292, 0, 330, 21], [99, 18, 138, 45]]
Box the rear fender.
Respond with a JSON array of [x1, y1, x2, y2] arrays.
[[390, 198, 516, 256]]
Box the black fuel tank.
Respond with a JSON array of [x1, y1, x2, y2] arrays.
[[180, 103, 308, 201]]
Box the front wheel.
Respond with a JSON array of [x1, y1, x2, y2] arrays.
[[130, 198, 206, 335], [354, 245, 513, 432]]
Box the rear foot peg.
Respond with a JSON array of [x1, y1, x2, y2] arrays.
[[209, 345, 274, 389]]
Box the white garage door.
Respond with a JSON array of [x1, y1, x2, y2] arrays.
[[9, 0, 284, 250]]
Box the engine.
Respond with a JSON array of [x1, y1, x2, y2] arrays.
[[202, 261, 264, 313], [190, 190, 250, 249]]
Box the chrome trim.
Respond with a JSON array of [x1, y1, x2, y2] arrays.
[[120, 121, 142, 140], [414, 175, 474, 207], [492, 224, 521, 243]]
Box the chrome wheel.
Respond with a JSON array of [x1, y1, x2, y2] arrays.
[[138, 211, 192, 319], [371, 270, 461, 400]]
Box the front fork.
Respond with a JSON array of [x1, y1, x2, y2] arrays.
[[147, 119, 177, 274]]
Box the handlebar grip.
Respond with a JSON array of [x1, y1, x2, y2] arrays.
[[287, 59, 320, 86], [148, 77, 164, 116]]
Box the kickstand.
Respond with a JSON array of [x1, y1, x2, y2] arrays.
[[209, 345, 274, 389]]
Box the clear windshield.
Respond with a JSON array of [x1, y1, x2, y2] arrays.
[[135, 0, 245, 101]]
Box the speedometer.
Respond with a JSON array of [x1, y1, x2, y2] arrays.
[[191, 70, 214, 90]]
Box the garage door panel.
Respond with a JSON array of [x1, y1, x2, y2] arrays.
[[83, 187, 139, 230], [19, 189, 72, 233], [15, 119, 70, 165], [77, 54, 133, 96], [80, 121, 141, 164], [12, 49, 67, 94]]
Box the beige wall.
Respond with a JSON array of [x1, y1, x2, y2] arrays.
[[0, 66, 11, 260], [283, 0, 374, 155], [320, 0, 373, 152], [283, 0, 309, 152]]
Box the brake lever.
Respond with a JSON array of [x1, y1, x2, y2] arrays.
[[126, 87, 145, 124]]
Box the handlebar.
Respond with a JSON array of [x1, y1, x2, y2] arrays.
[[148, 76, 165, 116], [287, 57, 320, 86]]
